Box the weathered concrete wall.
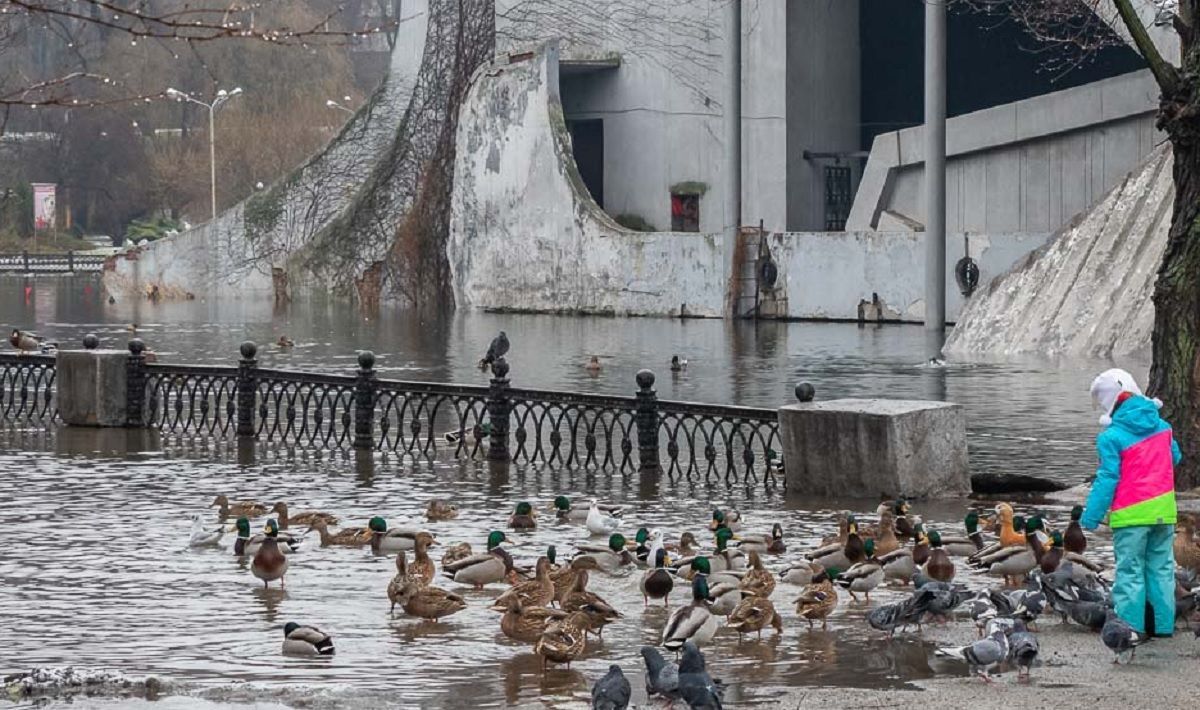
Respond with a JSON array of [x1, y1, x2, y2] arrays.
[[450, 45, 727, 317], [58, 350, 128, 427], [848, 70, 1159, 234], [765, 230, 1050, 322], [779, 399, 970, 499], [946, 145, 1169, 358]]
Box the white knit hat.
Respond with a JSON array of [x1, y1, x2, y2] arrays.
[[1090, 368, 1160, 425]]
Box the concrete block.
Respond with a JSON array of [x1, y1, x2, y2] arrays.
[[779, 398, 969, 499], [57, 350, 129, 427]]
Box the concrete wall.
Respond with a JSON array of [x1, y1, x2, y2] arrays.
[[448, 44, 1048, 322], [847, 70, 1160, 234], [785, 0, 861, 232]]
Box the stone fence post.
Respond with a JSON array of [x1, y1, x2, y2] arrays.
[[237, 341, 258, 437], [125, 339, 147, 427], [354, 350, 377, 450], [487, 358, 511, 462], [635, 370, 660, 471]]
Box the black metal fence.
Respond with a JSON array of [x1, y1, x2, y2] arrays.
[[0, 252, 108, 273], [1, 338, 787, 484]]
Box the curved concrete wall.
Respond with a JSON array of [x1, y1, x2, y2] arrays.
[[449, 45, 727, 317], [104, 0, 435, 300], [946, 145, 1170, 358]]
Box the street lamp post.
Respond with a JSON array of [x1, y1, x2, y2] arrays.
[[166, 87, 243, 221], [325, 96, 354, 114]]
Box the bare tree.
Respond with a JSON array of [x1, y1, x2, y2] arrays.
[[962, 0, 1200, 488]]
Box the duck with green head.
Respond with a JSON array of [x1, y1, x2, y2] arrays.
[[709, 508, 742, 533], [251, 519, 289, 588], [509, 501, 537, 530], [234, 516, 301, 557], [969, 515, 1040, 585], [922, 531, 956, 583], [633, 528, 652, 566], [734, 522, 786, 556], [662, 559, 718, 649], [364, 516, 429, 555], [940, 511, 985, 557], [1064, 505, 1087, 555], [835, 539, 883, 601], [442, 530, 513, 589], [806, 516, 863, 572], [712, 526, 747, 573], [575, 533, 634, 574], [794, 565, 838, 629], [640, 548, 674, 608], [1040, 530, 1065, 574]]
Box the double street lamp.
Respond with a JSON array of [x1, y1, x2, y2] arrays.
[[325, 96, 354, 114], [166, 87, 243, 221]]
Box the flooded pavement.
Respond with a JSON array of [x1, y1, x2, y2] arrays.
[[0, 275, 1133, 707]]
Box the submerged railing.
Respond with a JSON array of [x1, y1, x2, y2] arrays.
[[0, 251, 108, 273], [1, 339, 783, 484]]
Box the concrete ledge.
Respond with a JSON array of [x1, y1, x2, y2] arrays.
[[779, 398, 969, 499], [57, 350, 128, 427]]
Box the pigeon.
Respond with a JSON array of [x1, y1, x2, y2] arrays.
[[677, 641, 723, 710], [1064, 600, 1109, 631], [1008, 629, 1040, 680], [479, 331, 510, 369], [868, 590, 931, 638], [924, 584, 969, 621], [935, 630, 1009, 682], [640, 646, 680, 701], [1101, 609, 1143, 663], [591, 664, 631, 710]]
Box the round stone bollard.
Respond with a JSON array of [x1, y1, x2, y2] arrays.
[[82, 334, 100, 350], [795, 382, 816, 403]]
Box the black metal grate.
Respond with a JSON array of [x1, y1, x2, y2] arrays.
[[824, 165, 853, 231]]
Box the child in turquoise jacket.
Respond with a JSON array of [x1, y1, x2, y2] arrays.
[[1082, 368, 1180, 636]]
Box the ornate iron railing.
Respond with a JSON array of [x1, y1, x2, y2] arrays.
[[3, 338, 787, 484], [0, 353, 58, 423], [0, 251, 108, 273]]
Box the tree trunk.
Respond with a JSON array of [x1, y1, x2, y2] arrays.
[[1147, 9, 1200, 489], [1148, 140, 1200, 490]]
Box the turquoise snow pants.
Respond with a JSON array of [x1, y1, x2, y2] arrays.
[[1112, 524, 1176, 635]]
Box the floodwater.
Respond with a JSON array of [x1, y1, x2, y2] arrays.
[[0, 275, 1131, 708]]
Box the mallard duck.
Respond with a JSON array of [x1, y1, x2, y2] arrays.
[[662, 568, 719, 650], [706, 571, 745, 616], [806, 517, 865, 572], [1039, 531, 1066, 574], [441, 541, 473, 568], [270, 502, 337, 530], [640, 548, 674, 607], [251, 519, 289, 588], [277, 335, 295, 348], [910, 524, 930, 566], [872, 513, 900, 556], [498, 595, 568, 643], [878, 544, 916, 586], [234, 517, 301, 556], [794, 566, 839, 630], [727, 595, 783, 640], [969, 511, 1027, 565], [443, 531, 513, 589], [819, 514, 850, 547], [10, 329, 46, 353], [281, 622, 334, 656], [425, 499, 459, 522], [392, 554, 468, 622], [922, 531, 956, 583], [1175, 515, 1200, 573], [709, 508, 742, 533], [738, 550, 775, 598], [940, 511, 985, 557], [364, 516, 431, 554], [634, 528, 656, 567], [310, 519, 366, 547], [712, 526, 747, 572], [835, 539, 882, 601], [509, 501, 537, 530], [970, 517, 1041, 585], [189, 513, 224, 547], [562, 569, 621, 636], [493, 556, 555, 611], [780, 560, 819, 585], [736, 523, 786, 555], [552, 556, 600, 604], [387, 551, 409, 614], [552, 495, 620, 523], [586, 500, 621, 535], [585, 355, 602, 372], [1064, 505, 1087, 555], [676, 531, 700, 558], [408, 532, 437, 586], [212, 494, 267, 519], [535, 611, 591, 670], [575, 533, 635, 574]]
